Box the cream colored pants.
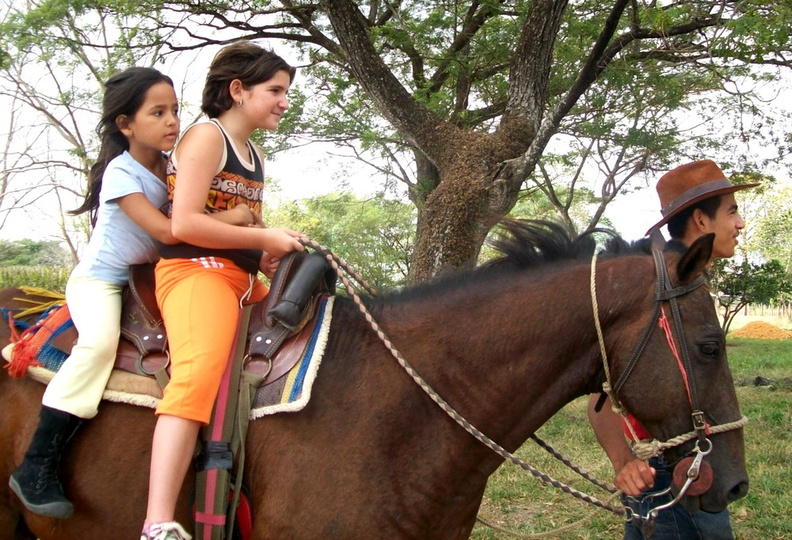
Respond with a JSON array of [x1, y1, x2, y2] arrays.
[[42, 272, 123, 419]]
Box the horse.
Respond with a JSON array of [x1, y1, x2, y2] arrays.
[[0, 220, 747, 539]]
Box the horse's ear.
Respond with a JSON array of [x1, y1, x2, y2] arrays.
[[677, 233, 715, 283]]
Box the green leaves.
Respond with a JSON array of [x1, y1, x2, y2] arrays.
[[265, 192, 415, 291], [710, 257, 792, 333]]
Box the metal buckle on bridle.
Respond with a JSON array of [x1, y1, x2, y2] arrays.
[[692, 410, 708, 440]]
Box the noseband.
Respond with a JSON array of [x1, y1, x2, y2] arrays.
[[590, 248, 748, 524]]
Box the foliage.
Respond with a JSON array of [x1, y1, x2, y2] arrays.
[[265, 192, 415, 291], [0, 0, 174, 247], [710, 258, 792, 333], [0, 239, 70, 267], [0, 265, 69, 292], [749, 182, 792, 273]]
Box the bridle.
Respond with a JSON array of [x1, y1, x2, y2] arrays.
[[591, 247, 748, 526]]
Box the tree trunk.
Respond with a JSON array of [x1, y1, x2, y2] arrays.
[[409, 122, 535, 282]]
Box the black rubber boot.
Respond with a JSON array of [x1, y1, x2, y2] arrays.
[[8, 405, 82, 518]]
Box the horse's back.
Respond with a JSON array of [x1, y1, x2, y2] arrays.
[[0, 286, 184, 539]]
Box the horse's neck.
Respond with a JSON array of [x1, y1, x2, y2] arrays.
[[382, 265, 607, 464]]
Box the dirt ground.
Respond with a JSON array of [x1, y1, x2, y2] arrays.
[[728, 320, 792, 339], [727, 313, 792, 339]]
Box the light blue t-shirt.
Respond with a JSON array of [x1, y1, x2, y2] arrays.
[[74, 151, 169, 285]]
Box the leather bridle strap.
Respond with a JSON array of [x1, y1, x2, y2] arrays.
[[608, 249, 707, 440]]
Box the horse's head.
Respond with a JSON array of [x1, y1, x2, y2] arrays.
[[605, 233, 748, 515]]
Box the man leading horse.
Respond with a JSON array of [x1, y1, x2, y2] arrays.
[[588, 159, 758, 540]]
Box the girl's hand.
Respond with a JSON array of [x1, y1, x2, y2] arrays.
[[227, 205, 264, 227], [259, 253, 281, 279], [261, 228, 305, 258]]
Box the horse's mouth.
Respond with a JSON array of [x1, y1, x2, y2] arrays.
[[678, 494, 703, 514], [678, 484, 747, 515]]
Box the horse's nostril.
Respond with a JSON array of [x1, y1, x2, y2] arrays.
[[728, 480, 749, 502]]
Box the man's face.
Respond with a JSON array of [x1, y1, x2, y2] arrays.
[[699, 193, 745, 259]]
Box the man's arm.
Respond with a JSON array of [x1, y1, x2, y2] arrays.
[[587, 394, 656, 496]]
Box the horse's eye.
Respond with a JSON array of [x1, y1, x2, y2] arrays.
[[698, 342, 720, 359]]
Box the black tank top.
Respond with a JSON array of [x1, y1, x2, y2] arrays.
[[160, 120, 264, 274]]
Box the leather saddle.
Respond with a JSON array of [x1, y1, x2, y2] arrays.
[[56, 251, 336, 385]]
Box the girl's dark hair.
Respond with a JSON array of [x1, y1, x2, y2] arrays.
[[666, 195, 722, 239], [201, 41, 296, 118], [70, 67, 174, 227]]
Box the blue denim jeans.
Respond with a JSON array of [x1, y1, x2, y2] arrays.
[[623, 457, 734, 540]]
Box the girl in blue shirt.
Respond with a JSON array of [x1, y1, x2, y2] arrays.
[[8, 66, 184, 520]]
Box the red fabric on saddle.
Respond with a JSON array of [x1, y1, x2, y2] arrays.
[[4, 304, 71, 378]]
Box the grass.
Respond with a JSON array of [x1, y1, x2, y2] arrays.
[[471, 337, 792, 539]]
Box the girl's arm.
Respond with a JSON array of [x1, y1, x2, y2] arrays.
[[171, 124, 303, 257], [118, 194, 262, 246], [118, 193, 178, 245]]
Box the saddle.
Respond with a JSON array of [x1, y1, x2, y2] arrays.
[[36, 251, 336, 387], [118, 251, 336, 385]]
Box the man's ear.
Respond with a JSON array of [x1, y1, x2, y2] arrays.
[[690, 208, 708, 232]]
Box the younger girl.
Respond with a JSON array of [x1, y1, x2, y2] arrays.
[[8, 67, 182, 519], [141, 42, 304, 540]]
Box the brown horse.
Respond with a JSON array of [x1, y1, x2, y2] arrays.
[[0, 220, 747, 539]]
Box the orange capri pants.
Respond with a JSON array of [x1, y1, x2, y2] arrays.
[[154, 256, 267, 424]]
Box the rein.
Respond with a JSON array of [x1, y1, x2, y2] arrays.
[[300, 238, 626, 517], [298, 238, 746, 533], [590, 249, 748, 525]]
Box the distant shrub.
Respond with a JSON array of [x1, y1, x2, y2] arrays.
[[0, 266, 70, 293]]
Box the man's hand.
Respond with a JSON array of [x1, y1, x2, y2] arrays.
[[615, 458, 656, 496]]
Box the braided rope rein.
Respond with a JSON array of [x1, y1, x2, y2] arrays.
[[300, 238, 627, 517]]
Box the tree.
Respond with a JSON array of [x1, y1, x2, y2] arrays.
[[4, 0, 791, 282], [0, 239, 70, 266], [0, 0, 180, 262], [266, 192, 415, 291], [710, 258, 792, 333], [750, 182, 792, 273]]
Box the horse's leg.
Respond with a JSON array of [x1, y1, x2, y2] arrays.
[[0, 376, 43, 540], [0, 370, 194, 540], [0, 500, 35, 540]]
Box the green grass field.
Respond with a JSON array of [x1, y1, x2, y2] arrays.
[[471, 338, 792, 539]]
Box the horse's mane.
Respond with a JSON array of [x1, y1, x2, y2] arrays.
[[373, 219, 658, 305], [483, 218, 663, 268]]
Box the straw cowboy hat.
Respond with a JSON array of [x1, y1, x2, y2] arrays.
[[647, 159, 759, 233]]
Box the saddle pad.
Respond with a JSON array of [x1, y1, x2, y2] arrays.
[[1, 343, 162, 409], [249, 296, 333, 419]]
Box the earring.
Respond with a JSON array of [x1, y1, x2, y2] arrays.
[[237, 100, 243, 107]]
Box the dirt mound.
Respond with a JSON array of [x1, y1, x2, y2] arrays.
[[729, 321, 792, 340]]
